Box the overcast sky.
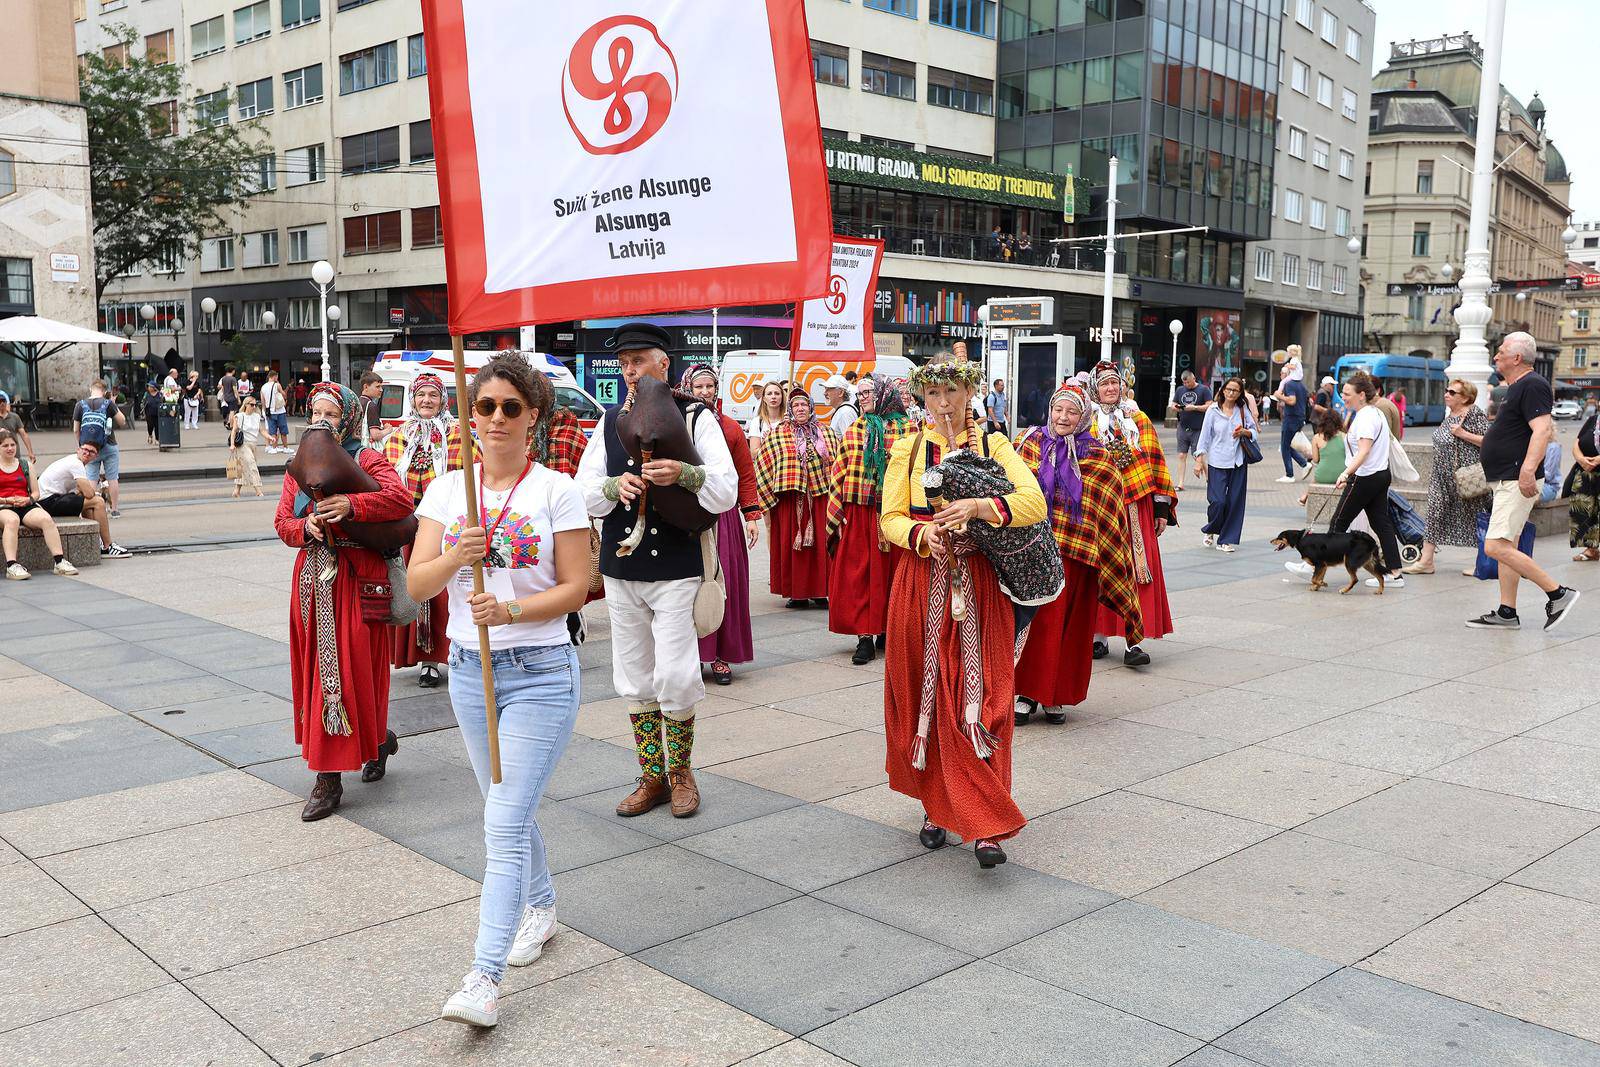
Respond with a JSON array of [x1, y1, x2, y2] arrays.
[[1368, 0, 1595, 221]]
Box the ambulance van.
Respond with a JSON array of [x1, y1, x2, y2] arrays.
[[372, 350, 605, 436]]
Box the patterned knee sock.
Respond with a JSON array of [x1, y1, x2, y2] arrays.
[[664, 714, 695, 773], [628, 705, 664, 779]]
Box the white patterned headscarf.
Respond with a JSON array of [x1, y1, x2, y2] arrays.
[[396, 372, 454, 480]]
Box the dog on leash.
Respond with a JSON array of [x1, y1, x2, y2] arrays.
[[1271, 528, 1386, 594]]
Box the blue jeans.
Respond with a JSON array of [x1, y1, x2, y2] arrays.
[[1280, 422, 1307, 477], [448, 641, 580, 981], [1203, 464, 1249, 546]]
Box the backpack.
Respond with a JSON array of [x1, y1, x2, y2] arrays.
[[79, 398, 112, 448]]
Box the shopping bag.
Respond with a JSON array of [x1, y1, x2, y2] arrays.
[[225, 455, 240, 480], [1473, 512, 1536, 581]]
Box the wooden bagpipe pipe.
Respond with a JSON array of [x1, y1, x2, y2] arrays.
[[612, 374, 718, 555]]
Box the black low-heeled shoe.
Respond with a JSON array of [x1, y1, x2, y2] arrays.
[[361, 730, 400, 783], [851, 636, 875, 665], [711, 659, 733, 686], [874, 633, 886, 651], [418, 664, 442, 689], [974, 839, 1007, 869], [1123, 646, 1152, 667], [1044, 707, 1067, 725], [1014, 697, 1037, 726], [919, 819, 948, 850], [1092, 640, 1109, 660]]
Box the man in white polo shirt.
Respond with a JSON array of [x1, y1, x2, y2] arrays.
[[37, 442, 129, 558]]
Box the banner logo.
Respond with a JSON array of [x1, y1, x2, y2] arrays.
[[562, 16, 678, 156], [823, 273, 848, 314]]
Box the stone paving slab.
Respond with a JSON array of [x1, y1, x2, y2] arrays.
[[131, 690, 291, 738], [563, 769, 805, 843], [91, 673, 258, 715], [0, 715, 225, 813], [1011, 719, 1239, 789], [1507, 827, 1600, 906], [677, 804, 926, 894], [0, 675, 120, 734], [0, 915, 171, 1035], [1124, 685, 1346, 744], [708, 730, 891, 802], [1131, 745, 1402, 829], [1427, 736, 1600, 811], [1530, 704, 1600, 748], [1259, 708, 1509, 776], [739, 1040, 857, 1066], [0, 983, 276, 1067], [0, 859, 91, 937]]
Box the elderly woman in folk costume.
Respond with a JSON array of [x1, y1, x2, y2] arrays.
[[826, 373, 912, 665], [275, 383, 416, 821], [1013, 382, 1143, 725], [382, 372, 463, 688], [1086, 360, 1176, 666], [681, 364, 762, 685], [754, 388, 838, 607], [880, 356, 1048, 871]]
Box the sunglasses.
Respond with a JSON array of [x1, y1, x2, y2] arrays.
[[472, 397, 526, 419], [1445, 388, 1462, 396]]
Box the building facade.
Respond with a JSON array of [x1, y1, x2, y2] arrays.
[[1241, 0, 1371, 380], [1556, 259, 1600, 402]]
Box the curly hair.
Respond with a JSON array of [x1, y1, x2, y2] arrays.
[[469, 353, 553, 419], [1344, 370, 1378, 401]]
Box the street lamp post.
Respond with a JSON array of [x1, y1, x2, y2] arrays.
[[311, 260, 336, 383], [1166, 319, 1184, 414], [140, 303, 156, 374]]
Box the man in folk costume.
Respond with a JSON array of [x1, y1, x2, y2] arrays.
[[1086, 360, 1176, 665], [681, 363, 762, 686], [575, 323, 737, 819], [754, 389, 839, 607], [880, 356, 1048, 871], [826, 373, 911, 664], [382, 372, 464, 688], [1013, 382, 1143, 724]]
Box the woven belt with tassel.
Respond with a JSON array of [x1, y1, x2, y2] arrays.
[[297, 541, 352, 737], [909, 534, 996, 771]]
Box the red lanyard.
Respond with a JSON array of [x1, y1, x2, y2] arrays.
[[476, 458, 533, 564]]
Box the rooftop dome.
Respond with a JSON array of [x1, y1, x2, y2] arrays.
[[1547, 140, 1570, 184]]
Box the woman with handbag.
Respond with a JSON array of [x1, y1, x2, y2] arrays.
[[273, 383, 415, 822], [1193, 376, 1258, 553], [407, 355, 589, 1029], [1407, 378, 1490, 575], [1329, 371, 1406, 586], [229, 395, 265, 498]]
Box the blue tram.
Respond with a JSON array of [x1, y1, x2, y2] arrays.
[[1329, 353, 1449, 426]]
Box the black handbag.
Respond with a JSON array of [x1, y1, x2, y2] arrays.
[[1236, 409, 1263, 465]]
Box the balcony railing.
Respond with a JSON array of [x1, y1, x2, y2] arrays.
[[830, 217, 1120, 274]]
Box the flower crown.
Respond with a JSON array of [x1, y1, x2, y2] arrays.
[[909, 359, 984, 394]]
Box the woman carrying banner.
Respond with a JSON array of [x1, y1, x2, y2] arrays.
[[1013, 382, 1142, 724], [754, 389, 838, 607], [826, 373, 911, 664], [1086, 360, 1176, 665], [274, 383, 415, 822], [682, 364, 762, 685], [382, 372, 463, 688], [880, 356, 1047, 870]]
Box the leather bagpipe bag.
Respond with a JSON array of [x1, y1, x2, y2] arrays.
[[924, 450, 1064, 607], [614, 375, 717, 536], [286, 423, 418, 554]]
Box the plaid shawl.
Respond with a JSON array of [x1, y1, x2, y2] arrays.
[[1016, 432, 1144, 644], [755, 420, 838, 509], [382, 420, 464, 505], [827, 414, 912, 535], [536, 406, 588, 477], [1091, 407, 1174, 503]]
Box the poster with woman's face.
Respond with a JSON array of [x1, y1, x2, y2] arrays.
[[1196, 310, 1241, 387]]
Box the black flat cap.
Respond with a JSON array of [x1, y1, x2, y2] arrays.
[[604, 321, 673, 353]]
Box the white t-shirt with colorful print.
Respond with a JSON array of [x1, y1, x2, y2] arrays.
[[417, 463, 588, 650]]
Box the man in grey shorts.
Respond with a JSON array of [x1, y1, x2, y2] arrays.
[[1172, 370, 1210, 491]]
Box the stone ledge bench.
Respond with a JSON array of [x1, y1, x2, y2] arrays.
[[16, 517, 101, 572], [1302, 482, 1570, 538]]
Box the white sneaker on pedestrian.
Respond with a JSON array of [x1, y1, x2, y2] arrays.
[[5, 562, 30, 580], [1202, 534, 1219, 549], [506, 905, 557, 966], [1283, 559, 1315, 582], [54, 559, 79, 577], [441, 970, 499, 1027], [1274, 475, 1297, 483], [1365, 574, 1403, 589]]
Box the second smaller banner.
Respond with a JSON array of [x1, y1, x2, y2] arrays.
[[792, 237, 884, 362]]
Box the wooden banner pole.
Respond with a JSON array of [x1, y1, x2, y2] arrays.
[[451, 333, 501, 783]]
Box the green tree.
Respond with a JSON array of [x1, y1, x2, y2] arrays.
[[81, 26, 264, 298], [222, 330, 261, 370]]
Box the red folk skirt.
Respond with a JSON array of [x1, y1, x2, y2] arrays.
[[1015, 555, 1098, 708], [828, 501, 897, 636], [769, 491, 831, 600], [391, 543, 447, 668], [883, 550, 1026, 843], [698, 506, 755, 665], [289, 544, 394, 773], [1093, 495, 1175, 641]]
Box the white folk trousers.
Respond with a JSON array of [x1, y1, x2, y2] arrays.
[[602, 575, 702, 720]]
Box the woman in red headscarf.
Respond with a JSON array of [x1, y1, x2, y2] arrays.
[[276, 382, 417, 821], [754, 389, 838, 606]]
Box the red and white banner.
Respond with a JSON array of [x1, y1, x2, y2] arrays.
[[420, 0, 833, 333], [791, 236, 883, 361]]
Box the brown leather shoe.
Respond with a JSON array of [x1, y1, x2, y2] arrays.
[[301, 773, 342, 822], [615, 775, 670, 817], [667, 768, 700, 818]]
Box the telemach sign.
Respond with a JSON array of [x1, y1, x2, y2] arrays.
[[823, 138, 1071, 211]]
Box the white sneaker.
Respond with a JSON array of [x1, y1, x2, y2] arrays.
[[1282, 559, 1315, 583], [53, 559, 79, 576], [1275, 475, 1297, 483], [1202, 534, 1219, 549], [5, 562, 29, 581], [506, 904, 557, 966], [441, 970, 499, 1027], [1366, 575, 1404, 589]]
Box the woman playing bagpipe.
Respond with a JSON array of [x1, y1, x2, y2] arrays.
[[754, 389, 838, 607], [275, 383, 416, 821], [1086, 360, 1177, 665], [1013, 382, 1144, 724], [825, 373, 913, 665], [879, 355, 1049, 870], [382, 372, 463, 688]]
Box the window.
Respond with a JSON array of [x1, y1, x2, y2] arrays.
[[245, 153, 276, 192], [282, 0, 320, 29], [1320, 10, 1338, 44], [929, 0, 994, 35], [102, 42, 129, 67], [0, 257, 31, 307], [0, 150, 11, 198], [1407, 292, 1425, 321], [408, 33, 427, 77], [337, 0, 377, 8], [409, 120, 433, 162], [1361, 224, 1369, 256], [287, 296, 317, 329], [237, 77, 273, 118], [1295, 0, 1313, 28], [283, 64, 323, 108], [412, 206, 443, 248], [1412, 223, 1431, 257], [201, 302, 234, 332], [1254, 247, 1274, 281], [1309, 198, 1326, 230], [191, 15, 225, 57], [288, 223, 328, 263], [1316, 74, 1334, 108], [144, 29, 173, 64], [861, 52, 915, 100], [1416, 160, 1433, 194], [1306, 259, 1324, 290], [196, 89, 229, 127], [241, 300, 275, 330], [1281, 253, 1300, 286], [1335, 206, 1351, 236], [1341, 87, 1358, 121], [149, 241, 183, 274], [1287, 126, 1306, 159], [201, 236, 235, 272], [1311, 138, 1330, 169], [234, 1, 270, 44], [1577, 347, 1589, 369], [340, 127, 400, 173], [339, 42, 397, 94], [927, 67, 992, 114], [812, 40, 848, 87], [149, 99, 178, 136], [241, 230, 279, 268], [1338, 148, 1354, 179], [1283, 188, 1303, 223], [1345, 26, 1362, 61], [1364, 161, 1371, 195], [343, 211, 402, 255], [1113, 53, 1143, 101], [864, 0, 916, 15], [1331, 265, 1347, 295], [285, 143, 324, 185], [1290, 60, 1309, 95], [1579, 309, 1591, 330]]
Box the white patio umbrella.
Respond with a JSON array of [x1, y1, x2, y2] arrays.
[[0, 315, 131, 402]]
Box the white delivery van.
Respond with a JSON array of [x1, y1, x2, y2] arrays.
[[371, 350, 605, 436], [718, 349, 915, 424]]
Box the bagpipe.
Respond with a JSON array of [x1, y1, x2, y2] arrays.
[[612, 374, 718, 555], [287, 422, 418, 554]]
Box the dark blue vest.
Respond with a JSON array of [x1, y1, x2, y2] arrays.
[[598, 402, 704, 582]]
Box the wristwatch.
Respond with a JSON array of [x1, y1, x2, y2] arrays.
[[505, 600, 523, 622]]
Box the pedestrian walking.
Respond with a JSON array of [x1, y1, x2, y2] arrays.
[[822, 374, 858, 439], [236, 371, 254, 404], [382, 372, 463, 688], [1195, 377, 1258, 552], [1570, 408, 1600, 562], [142, 382, 161, 444], [274, 383, 415, 821], [1466, 333, 1580, 629], [755, 388, 838, 607], [0, 390, 38, 465], [1311, 374, 1339, 423], [1329, 371, 1406, 588], [36, 441, 128, 558], [358, 370, 386, 445], [182, 371, 203, 428], [1272, 359, 1310, 482], [217, 365, 238, 441], [0, 429, 78, 579], [228, 396, 265, 498], [260, 370, 291, 453], [985, 378, 1010, 436], [1086, 360, 1176, 666], [824, 373, 910, 665], [1406, 379, 1489, 575], [744, 380, 788, 446], [1172, 370, 1211, 491], [73, 380, 125, 518], [574, 323, 737, 820], [406, 357, 589, 1029], [292, 377, 310, 417]]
